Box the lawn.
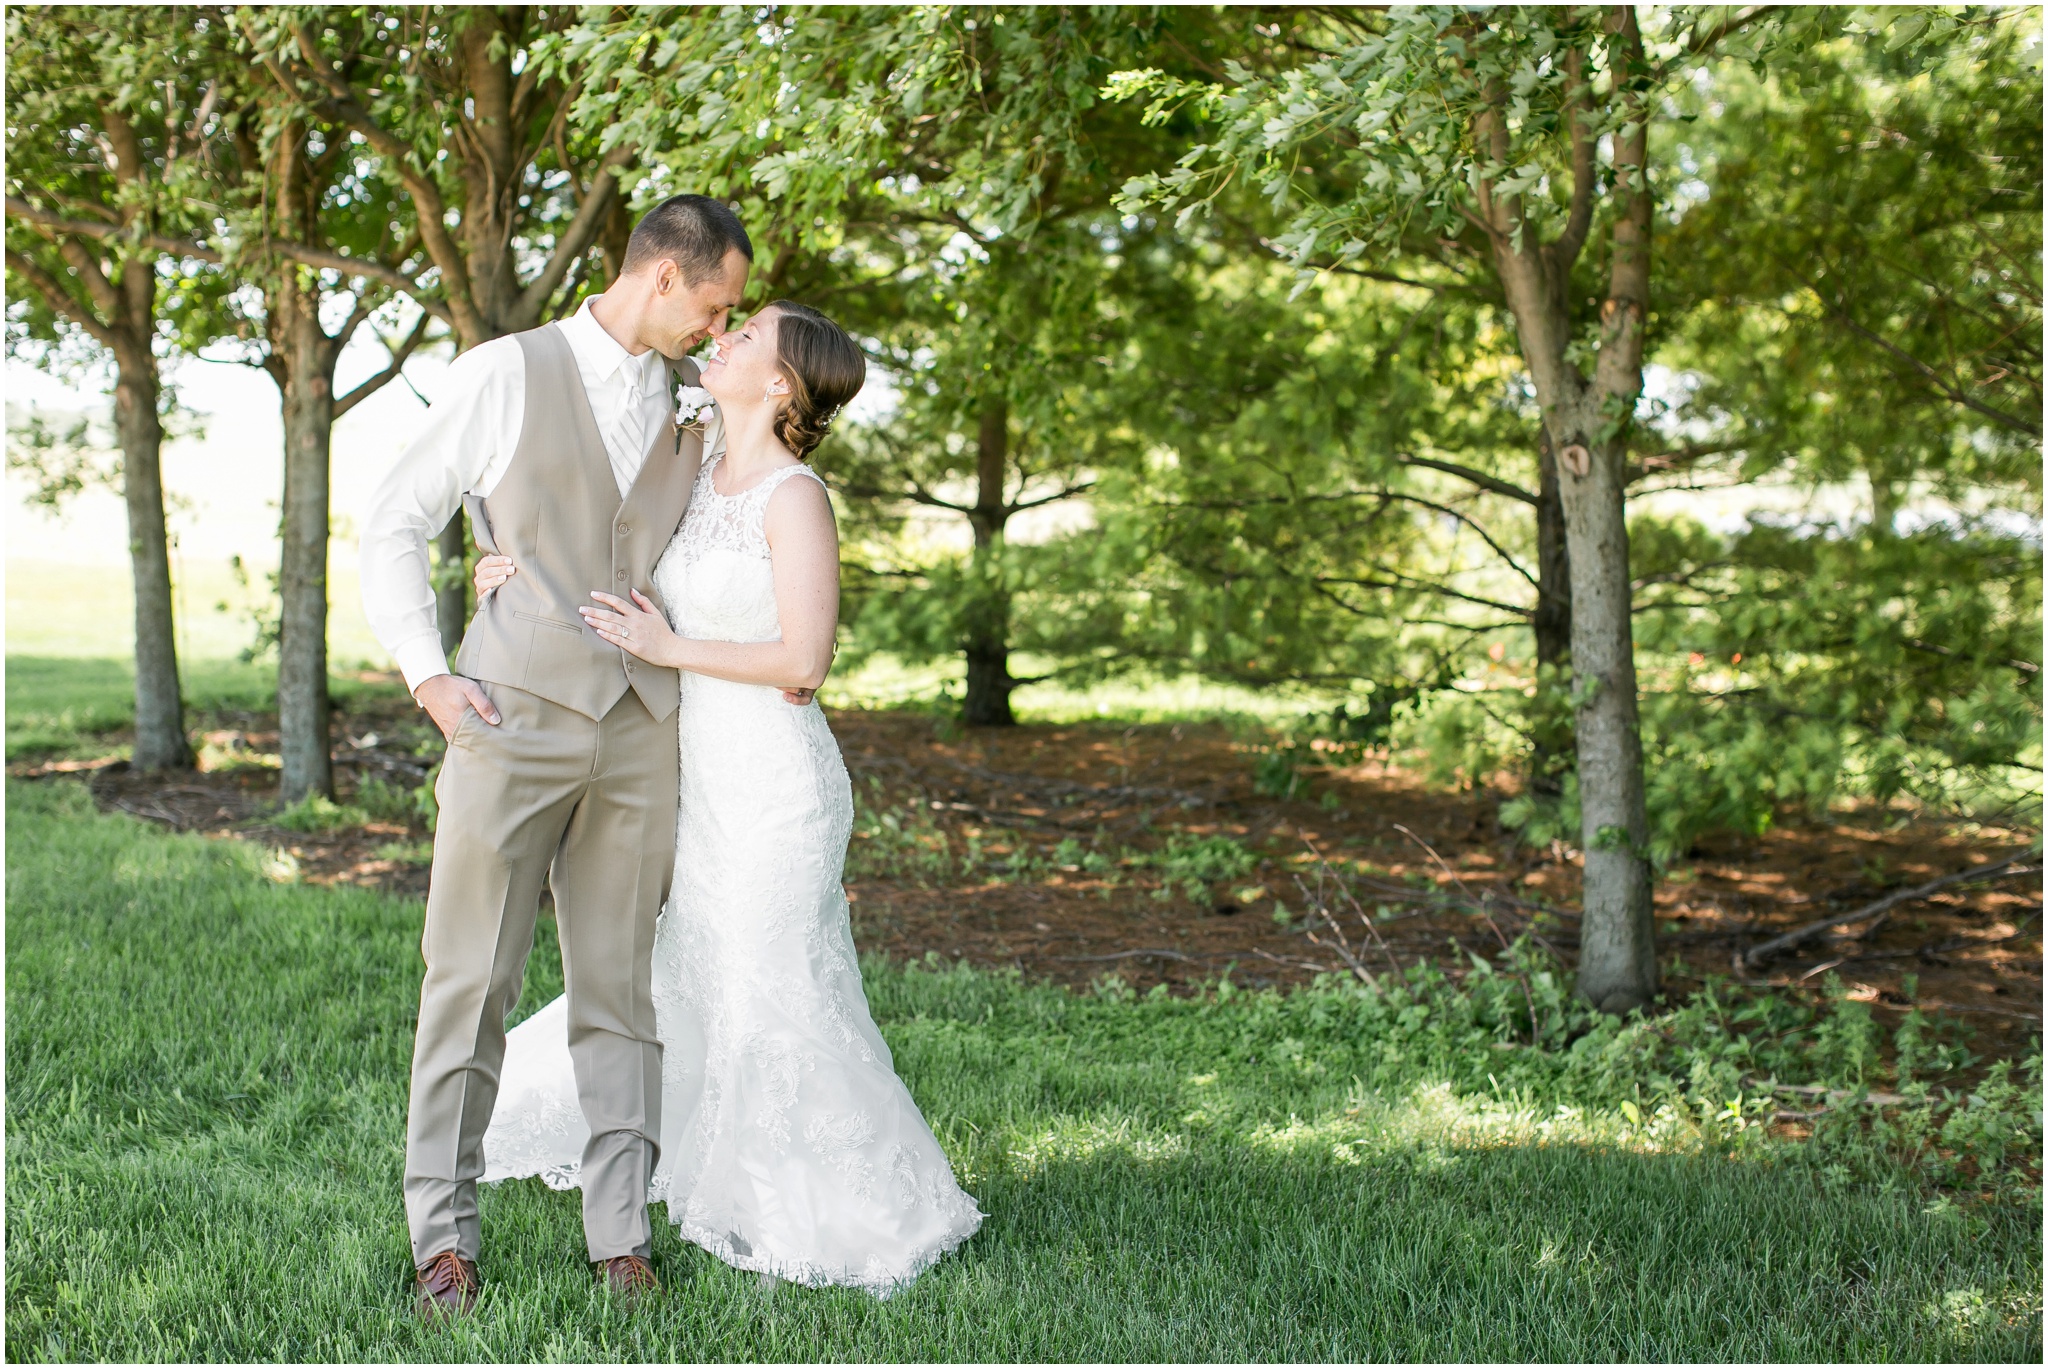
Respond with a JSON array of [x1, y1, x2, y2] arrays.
[[5, 775, 2040, 1362]]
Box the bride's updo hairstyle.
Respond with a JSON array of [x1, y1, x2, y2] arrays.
[[766, 301, 866, 461]]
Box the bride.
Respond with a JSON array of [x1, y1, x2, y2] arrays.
[[472, 300, 982, 1297]]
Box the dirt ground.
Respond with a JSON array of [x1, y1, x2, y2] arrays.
[[18, 681, 2041, 1057]]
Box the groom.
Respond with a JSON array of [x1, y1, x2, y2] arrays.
[[361, 194, 761, 1316]]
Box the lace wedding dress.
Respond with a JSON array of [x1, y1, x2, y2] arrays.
[[482, 450, 982, 1296]]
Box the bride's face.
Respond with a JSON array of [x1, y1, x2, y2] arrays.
[[699, 308, 790, 410]]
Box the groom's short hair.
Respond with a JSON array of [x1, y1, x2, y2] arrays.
[[622, 194, 753, 284]]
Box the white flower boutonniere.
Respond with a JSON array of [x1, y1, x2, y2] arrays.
[[674, 384, 715, 432]]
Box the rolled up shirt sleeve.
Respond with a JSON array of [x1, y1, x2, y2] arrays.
[[358, 337, 525, 695]]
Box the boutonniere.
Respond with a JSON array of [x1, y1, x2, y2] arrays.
[[674, 383, 715, 432]]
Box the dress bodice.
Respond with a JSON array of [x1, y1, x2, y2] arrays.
[[653, 454, 825, 645]]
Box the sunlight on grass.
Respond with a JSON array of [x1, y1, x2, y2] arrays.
[[4, 558, 389, 666], [1005, 1116, 1190, 1174], [820, 650, 1350, 725]]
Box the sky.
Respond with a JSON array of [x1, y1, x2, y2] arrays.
[[6, 320, 907, 571], [7, 327, 443, 568]]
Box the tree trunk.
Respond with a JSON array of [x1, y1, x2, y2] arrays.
[[1532, 425, 1573, 670], [435, 515, 470, 659], [1564, 8, 1659, 1014], [112, 335, 192, 771], [1475, 10, 1659, 1014], [1552, 411, 1657, 1012], [276, 323, 336, 803], [961, 398, 1015, 726], [1870, 474, 1901, 537], [1528, 425, 1575, 795]]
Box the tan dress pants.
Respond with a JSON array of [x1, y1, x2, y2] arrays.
[[403, 683, 679, 1265]]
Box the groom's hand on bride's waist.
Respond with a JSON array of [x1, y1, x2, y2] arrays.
[[780, 686, 815, 706], [415, 674, 502, 739]]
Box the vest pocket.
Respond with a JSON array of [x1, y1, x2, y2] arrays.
[[512, 610, 585, 635]]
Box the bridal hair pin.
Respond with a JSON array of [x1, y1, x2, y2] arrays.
[[674, 383, 715, 432]]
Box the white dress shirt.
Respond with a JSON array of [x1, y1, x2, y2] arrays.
[[360, 299, 675, 693]]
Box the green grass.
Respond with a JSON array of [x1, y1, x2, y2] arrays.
[[5, 655, 412, 763], [5, 558, 389, 666], [5, 778, 2040, 1362]]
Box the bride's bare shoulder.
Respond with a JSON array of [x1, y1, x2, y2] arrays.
[[762, 467, 836, 538]]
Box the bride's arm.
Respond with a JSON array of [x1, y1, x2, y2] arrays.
[[580, 475, 839, 692]]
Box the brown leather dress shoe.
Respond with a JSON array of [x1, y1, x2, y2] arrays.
[[414, 1250, 481, 1319], [597, 1254, 661, 1303]]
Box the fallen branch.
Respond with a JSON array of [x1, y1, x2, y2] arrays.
[[1293, 832, 1402, 986], [1394, 823, 1540, 1043], [1057, 948, 1198, 963], [1742, 1076, 1907, 1107], [1738, 853, 2040, 970], [1252, 947, 1340, 975]]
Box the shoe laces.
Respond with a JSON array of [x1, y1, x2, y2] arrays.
[[420, 1250, 477, 1293], [604, 1256, 659, 1292]]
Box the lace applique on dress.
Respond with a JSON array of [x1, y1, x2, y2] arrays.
[[671, 455, 825, 564]]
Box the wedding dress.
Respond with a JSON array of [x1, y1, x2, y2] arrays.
[[482, 450, 982, 1296]]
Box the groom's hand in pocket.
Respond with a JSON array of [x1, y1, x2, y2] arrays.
[[416, 674, 501, 740]]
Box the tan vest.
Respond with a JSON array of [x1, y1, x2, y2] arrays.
[[454, 323, 703, 721]]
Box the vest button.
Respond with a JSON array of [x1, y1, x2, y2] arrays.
[[615, 570, 627, 582], [617, 523, 630, 535]]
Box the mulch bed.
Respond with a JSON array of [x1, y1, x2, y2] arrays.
[[14, 683, 2040, 1057]]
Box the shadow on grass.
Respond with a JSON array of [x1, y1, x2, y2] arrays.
[[5, 779, 2040, 1362]]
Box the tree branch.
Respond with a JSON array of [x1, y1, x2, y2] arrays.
[[1316, 575, 1533, 619], [1740, 850, 2037, 969], [5, 245, 117, 347], [1550, 42, 1596, 269], [1661, 5, 1787, 79], [1381, 490, 1540, 588], [1625, 440, 1743, 483], [55, 238, 125, 320], [336, 312, 433, 417], [1793, 274, 2041, 436], [7, 195, 223, 263], [842, 479, 975, 515], [1006, 479, 1095, 515], [266, 241, 451, 325], [262, 17, 481, 341], [1396, 452, 1538, 504], [516, 141, 634, 322]]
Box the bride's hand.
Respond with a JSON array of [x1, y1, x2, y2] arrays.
[[474, 554, 516, 598], [581, 589, 683, 666]]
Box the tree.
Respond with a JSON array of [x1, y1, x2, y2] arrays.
[[241, 4, 638, 655], [562, 4, 1229, 723], [206, 22, 436, 802], [1112, 6, 1861, 1011], [1613, 10, 2044, 846], [1660, 11, 2041, 520], [826, 224, 1157, 724], [5, 7, 222, 770]]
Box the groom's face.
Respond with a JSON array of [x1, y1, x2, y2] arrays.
[[651, 248, 752, 359]]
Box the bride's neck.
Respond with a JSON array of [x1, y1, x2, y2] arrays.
[[718, 400, 794, 477]]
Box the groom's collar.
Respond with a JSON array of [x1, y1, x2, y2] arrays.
[[561, 298, 663, 389]]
